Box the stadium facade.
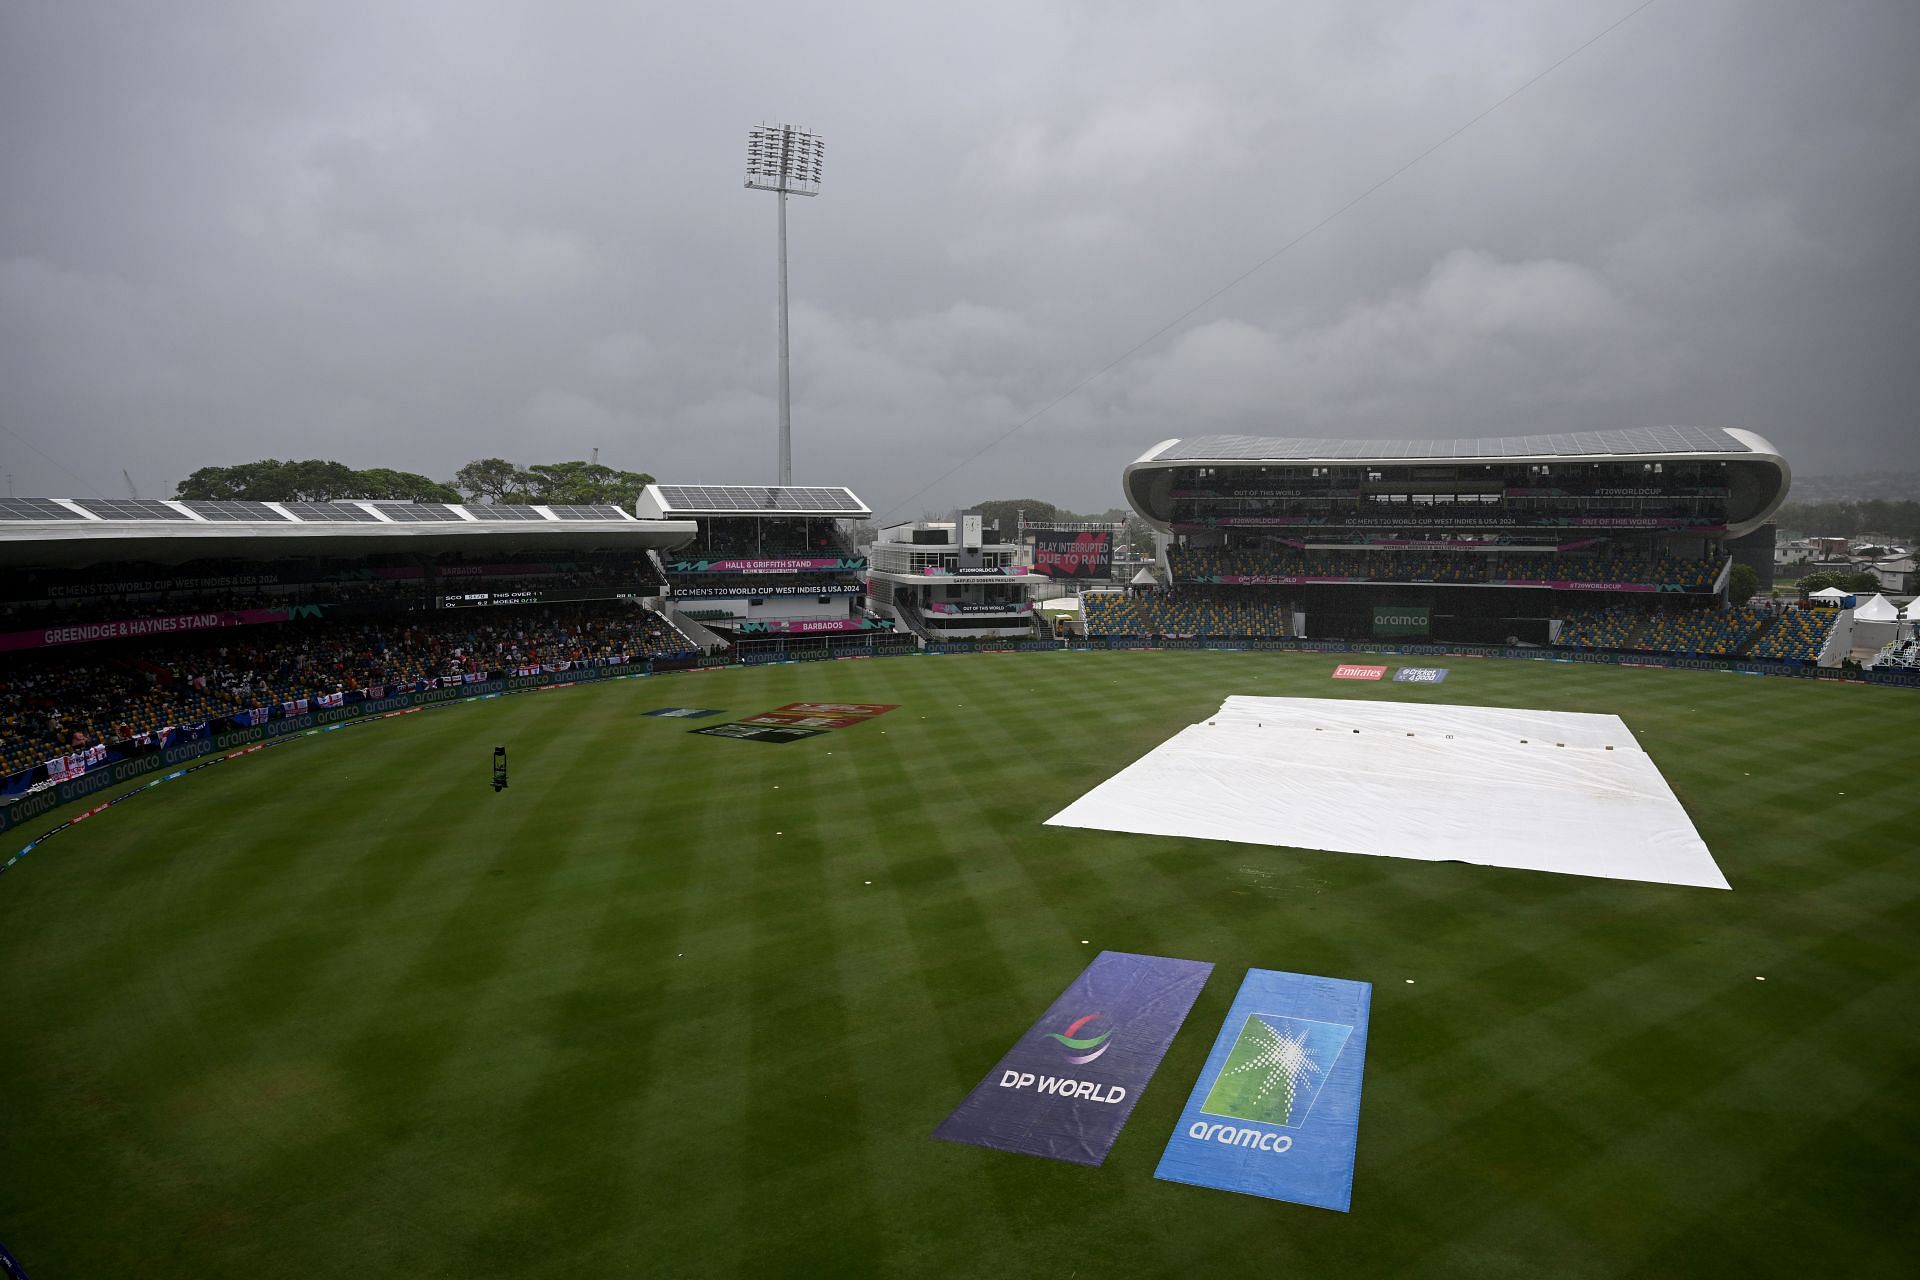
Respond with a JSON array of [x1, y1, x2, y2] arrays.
[[638, 483, 903, 656], [865, 511, 1041, 640], [1111, 426, 1798, 647]]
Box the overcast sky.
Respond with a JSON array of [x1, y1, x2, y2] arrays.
[[2, 1, 1915, 516]]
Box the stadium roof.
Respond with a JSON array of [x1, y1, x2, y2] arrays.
[[0, 498, 696, 565], [1139, 425, 1763, 463], [636, 484, 870, 520], [1123, 427, 1790, 536]]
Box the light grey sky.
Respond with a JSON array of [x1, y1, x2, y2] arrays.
[[2, 0, 1915, 516]]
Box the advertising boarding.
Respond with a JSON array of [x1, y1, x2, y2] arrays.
[[933, 951, 1213, 1166], [1155, 968, 1372, 1211]]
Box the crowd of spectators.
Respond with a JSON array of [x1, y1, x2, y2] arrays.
[[2, 555, 665, 631], [678, 518, 854, 560], [1081, 589, 1293, 639], [1, 604, 698, 779], [1169, 545, 1721, 591]]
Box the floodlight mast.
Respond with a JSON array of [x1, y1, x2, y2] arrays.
[[744, 123, 824, 487]]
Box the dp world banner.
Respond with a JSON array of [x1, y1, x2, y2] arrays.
[[934, 951, 1213, 1166], [1033, 530, 1113, 579], [1155, 968, 1372, 1211], [1372, 604, 1430, 637]]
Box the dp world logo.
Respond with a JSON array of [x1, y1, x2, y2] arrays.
[[1201, 1013, 1352, 1127], [1047, 1013, 1114, 1064]]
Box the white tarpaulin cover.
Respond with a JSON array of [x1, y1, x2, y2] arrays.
[[1046, 696, 1729, 889]]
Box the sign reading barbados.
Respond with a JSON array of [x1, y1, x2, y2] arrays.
[[933, 951, 1212, 1166], [1155, 968, 1372, 1211]]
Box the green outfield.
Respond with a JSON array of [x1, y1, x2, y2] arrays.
[[2, 651, 1916, 1278]]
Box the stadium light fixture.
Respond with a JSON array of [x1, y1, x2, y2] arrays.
[[744, 123, 825, 487]]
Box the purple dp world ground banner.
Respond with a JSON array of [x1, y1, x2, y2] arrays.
[[933, 950, 1213, 1166]]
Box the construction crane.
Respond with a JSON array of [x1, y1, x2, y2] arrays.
[[122, 469, 140, 499]]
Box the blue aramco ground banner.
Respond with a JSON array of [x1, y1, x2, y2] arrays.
[[933, 950, 1214, 1166], [1154, 968, 1373, 1211]]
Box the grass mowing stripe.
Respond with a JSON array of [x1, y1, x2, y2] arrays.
[[2, 652, 1916, 1278]]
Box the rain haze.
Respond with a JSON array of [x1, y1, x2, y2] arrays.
[[1, 0, 1916, 515]]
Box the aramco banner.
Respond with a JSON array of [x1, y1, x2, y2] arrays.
[[1155, 969, 1372, 1211], [1033, 530, 1114, 579], [1371, 604, 1430, 637], [933, 950, 1213, 1166]]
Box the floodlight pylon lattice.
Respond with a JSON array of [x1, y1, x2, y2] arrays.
[[744, 124, 826, 486]]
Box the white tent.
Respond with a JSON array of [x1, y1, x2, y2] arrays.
[[1855, 594, 1899, 622], [1808, 586, 1852, 601], [1130, 567, 1158, 586], [1904, 598, 1920, 621]]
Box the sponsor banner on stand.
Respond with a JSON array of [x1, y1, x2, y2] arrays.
[[1155, 968, 1372, 1211], [689, 722, 826, 744], [0, 608, 294, 653], [643, 707, 726, 718], [672, 583, 863, 599], [1331, 664, 1387, 681], [927, 601, 1034, 615], [933, 950, 1214, 1166], [922, 566, 1032, 577], [1392, 667, 1449, 684], [1372, 605, 1430, 637], [668, 557, 866, 574], [734, 618, 895, 635]]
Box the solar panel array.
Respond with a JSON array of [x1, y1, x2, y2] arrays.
[[653, 485, 867, 515], [1155, 426, 1753, 463], [546, 504, 631, 521], [276, 502, 382, 523], [371, 504, 470, 522], [180, 501, 292, 521], [0, 498, 86, 521], [465, 504, 550, 521], [71, 498, 194, 521]]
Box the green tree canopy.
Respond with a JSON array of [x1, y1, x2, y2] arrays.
[[175, 459, 457, 503], [1727, 562, 1759, 605], [452, 459, 655, 507], [1798, 568, 1881, 595]]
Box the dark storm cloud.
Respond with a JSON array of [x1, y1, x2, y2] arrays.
[[1, 0, 1915, 515]]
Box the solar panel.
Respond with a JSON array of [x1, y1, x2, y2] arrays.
[[1154, 427, 1753, 463], [180, 500, 293, 521], [70, 498, 194, 521], [370, 504, 469, 522], [465, 504, 550, 521], [653, 484, 868, 515], [279, 502, 381, 523], [545, 504, 631, 521], [0, 498, 86, 521]]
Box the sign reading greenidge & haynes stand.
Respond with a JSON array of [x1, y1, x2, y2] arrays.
[[933, 951, 1213, 1166], [1372, 604, 1430, 637], [1155, 968, 1372, 1211]]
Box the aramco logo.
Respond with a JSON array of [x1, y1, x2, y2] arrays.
[[1047, 1013, 1113, 1064]]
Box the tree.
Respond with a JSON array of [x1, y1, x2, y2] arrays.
[[176, 459, 459, 503], [452, 458, 525, 503], [1727, 562, 1759, 605], [1799, 569, 1881, 595], [354, 468, 463, 502]]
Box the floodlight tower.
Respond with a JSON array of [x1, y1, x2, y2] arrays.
[[745, 123, 824, 487]]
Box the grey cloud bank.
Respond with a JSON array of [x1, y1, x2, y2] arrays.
[[2, 0, 1915, 516]]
